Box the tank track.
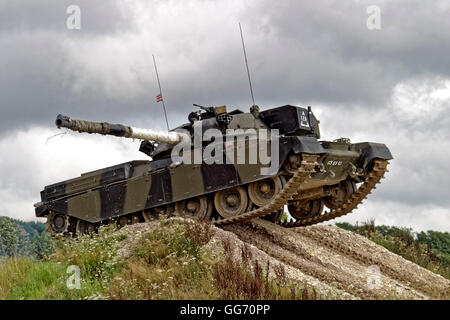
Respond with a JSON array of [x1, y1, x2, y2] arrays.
[[279, 159, 389, 228], [213, 154, 320, 226], [214, 157, 389, 228]]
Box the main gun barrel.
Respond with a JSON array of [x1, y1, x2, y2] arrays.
[[56, 114, 188, 145]]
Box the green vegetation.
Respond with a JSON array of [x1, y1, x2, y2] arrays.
[[0, 224, 124, 300], [2, 215, 447, 300], [336, 220, 450, 280], [0, 217, 53, 260], [0, 217, 18, 257], [107, 220, 217, 299], [106, 220, 318, 300], [0, 218, 318, 300], [214, 237, 318, 299]]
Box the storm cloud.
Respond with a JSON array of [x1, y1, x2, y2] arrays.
[[0, 0, 449, 231]]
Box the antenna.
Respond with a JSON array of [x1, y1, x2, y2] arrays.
[[239, 22, 256, 106], [152, 54, 170, 130]]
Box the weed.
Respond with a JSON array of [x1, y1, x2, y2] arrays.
[[183, 220, 215, 247], [212, 237, 318, 300], [107, 219, 218, 299]]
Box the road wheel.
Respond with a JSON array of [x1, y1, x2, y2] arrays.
[[323, 180, 356, 209], [214, 186, 248, 218], [76, 219, 97, 235], [288, 199, 324, 220], [261, 209, 284, 223], [143, 209, 159, 222], [283, 154, 302, 174], [175, 196, 212, 221], [248, 176, 282, 207]]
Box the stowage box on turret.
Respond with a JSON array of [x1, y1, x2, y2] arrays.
[[35, 105, 392, 235]]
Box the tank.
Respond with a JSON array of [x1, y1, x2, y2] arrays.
[[35, 105, 392, 235]]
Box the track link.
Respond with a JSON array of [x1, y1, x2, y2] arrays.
[[213, 154, 319, 226], [279, 159, 389, 228], [214, 157, 389, 227]]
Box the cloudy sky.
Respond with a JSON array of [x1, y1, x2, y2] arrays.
[[1, 0, 449, 232]]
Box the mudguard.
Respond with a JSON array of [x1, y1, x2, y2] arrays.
[[353, 142, 393, 167], [291, 136, 326, 154]]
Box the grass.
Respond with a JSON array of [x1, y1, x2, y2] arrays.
[[368, 232, 449, 279], [212, 238, 318, 300], [336, 220, 450, 280], [0, 257, 34, 299], [0, 218, 319, 300], [107, 220, 218, 299], [52, 224, 124, 283], [0, 224, 124, 300], [0, 257, 107, 299]]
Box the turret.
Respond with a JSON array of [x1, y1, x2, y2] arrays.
[[55, 105, 320, 159]]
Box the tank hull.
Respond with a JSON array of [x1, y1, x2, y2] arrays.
[[35, 137, 392, 224]]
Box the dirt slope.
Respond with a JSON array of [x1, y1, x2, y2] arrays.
[[217, 220, 450, 299], [119, 218, 449, 299]]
